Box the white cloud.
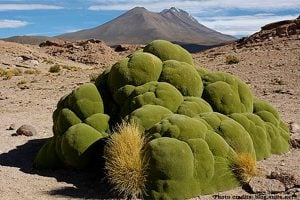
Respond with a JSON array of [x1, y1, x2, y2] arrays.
[[88, 0, 300, 12], [0, 19, 29, 28], [196, 14, 299, 36], [0, 4, 63, 11]]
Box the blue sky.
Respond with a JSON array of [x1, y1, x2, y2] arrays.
[[0, 0, 299, 38]]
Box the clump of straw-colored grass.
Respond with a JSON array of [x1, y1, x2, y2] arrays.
[[232, 153, 258, 183], [104, 121, 148, 199]]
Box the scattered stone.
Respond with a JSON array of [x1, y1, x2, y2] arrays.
[[20, 55, 32, 61], [269, 172, 295, 189], [7, 123, 16, 130], [24, 59, 39, 66], [248, 177, 285, 194], [291, 138, 300, 148], [115, 44, 129, 52], [289, 122, 300, 134], [39, 40, 66, 47], [19, 85, 30, 90], [285, 187, 300, 197], [15, 124, 37, 136]]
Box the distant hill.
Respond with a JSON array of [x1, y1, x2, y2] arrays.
[[57, 7, 235, 46], [2, 36, 54, 45]]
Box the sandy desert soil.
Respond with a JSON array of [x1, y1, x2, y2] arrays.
[[0, 36, 299, 200]]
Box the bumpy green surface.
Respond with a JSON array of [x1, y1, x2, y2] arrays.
[[145, 114, 239, 199], [107, 52, 162, 94], [196, 67, 210, 78], [229, 113, 271, 160], [35, 83, 110, 169], [34, 137, 63, 169], [202, 72, 253, 115], [56, 83, 104, 120], [147, 114, 208, 141], [125, 105, 172, 132], [143, 40, 194, 65], [95, 68, 120, 125], [60, 123, 107, 169], [198, 112, 256, 158], [114, 81, 183, 116], [253, 98, 290, 154], [34, 40, 291, 199], [177, 97, 213, 117], [159, 60, 203, 96]]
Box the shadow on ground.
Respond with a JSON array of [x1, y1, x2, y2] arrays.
[[0, 138, 118, 199]]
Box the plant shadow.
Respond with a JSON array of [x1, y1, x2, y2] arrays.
[[0, 137, 118, 199]]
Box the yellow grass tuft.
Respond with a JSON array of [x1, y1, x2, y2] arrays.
[[104, 121, 148, 199], [0, 67, 22, 80], [232, 153, 257, 183]]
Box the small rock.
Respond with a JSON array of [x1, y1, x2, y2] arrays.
[[24, 59, 39, 66], [15, 125, 37, 136], [289, 122, 300, 134], [269, 172, 295, 189], [290, 138, 300, 148], [7, 123, 16, 130], [248, 177, 285, 194], [285, 187, 300, 196]]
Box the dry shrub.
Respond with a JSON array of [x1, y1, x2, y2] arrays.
[[0, 67, 22, 80], [17, 78, 28, 85], [226, 55, 239, 64], [104, 121, 148, 199], [62, 65, 80, 71], [24, 69, 41, 74], [49, 64, 61, 73], [232, 153, 257, 183]]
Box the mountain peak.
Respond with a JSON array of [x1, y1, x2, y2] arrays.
[[160, 7, 198, 23], [129, 7, 148, 13]]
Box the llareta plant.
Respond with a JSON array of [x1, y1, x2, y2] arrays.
[[34, 40, 290, 199]]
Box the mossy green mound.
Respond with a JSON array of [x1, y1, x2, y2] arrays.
[[34, 137, 64, 169], [60, 123, 107, 169], [125, 105, 172, 132], [34, 40, 290, 199], [229, 113, 271, 160], [253, 98, 290, 154], [159, 60, 203, 96], [202, 72, 253, 115], [94, 68, 120, 125], [114, 81, 183, 116], [34, 83, 110, 169], [108, 52, 162, 94], [198, 112, 256, 158], [177, 97, 213, 117], [145, 114, 239, 199], [143, 40, 194, 65]]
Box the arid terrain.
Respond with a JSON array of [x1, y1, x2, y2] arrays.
[[0, 33, 299, 199]]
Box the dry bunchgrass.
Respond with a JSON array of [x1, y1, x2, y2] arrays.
[[62, 65, 80, 71], [232, 153, 258, 183], [0, 67, 22, 80], [24, 69, 41, 75], [104, 121, 148, 199], [17, 78, 28, 85], [225, 54, 240, 65], [49, 64, 61, 73]]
